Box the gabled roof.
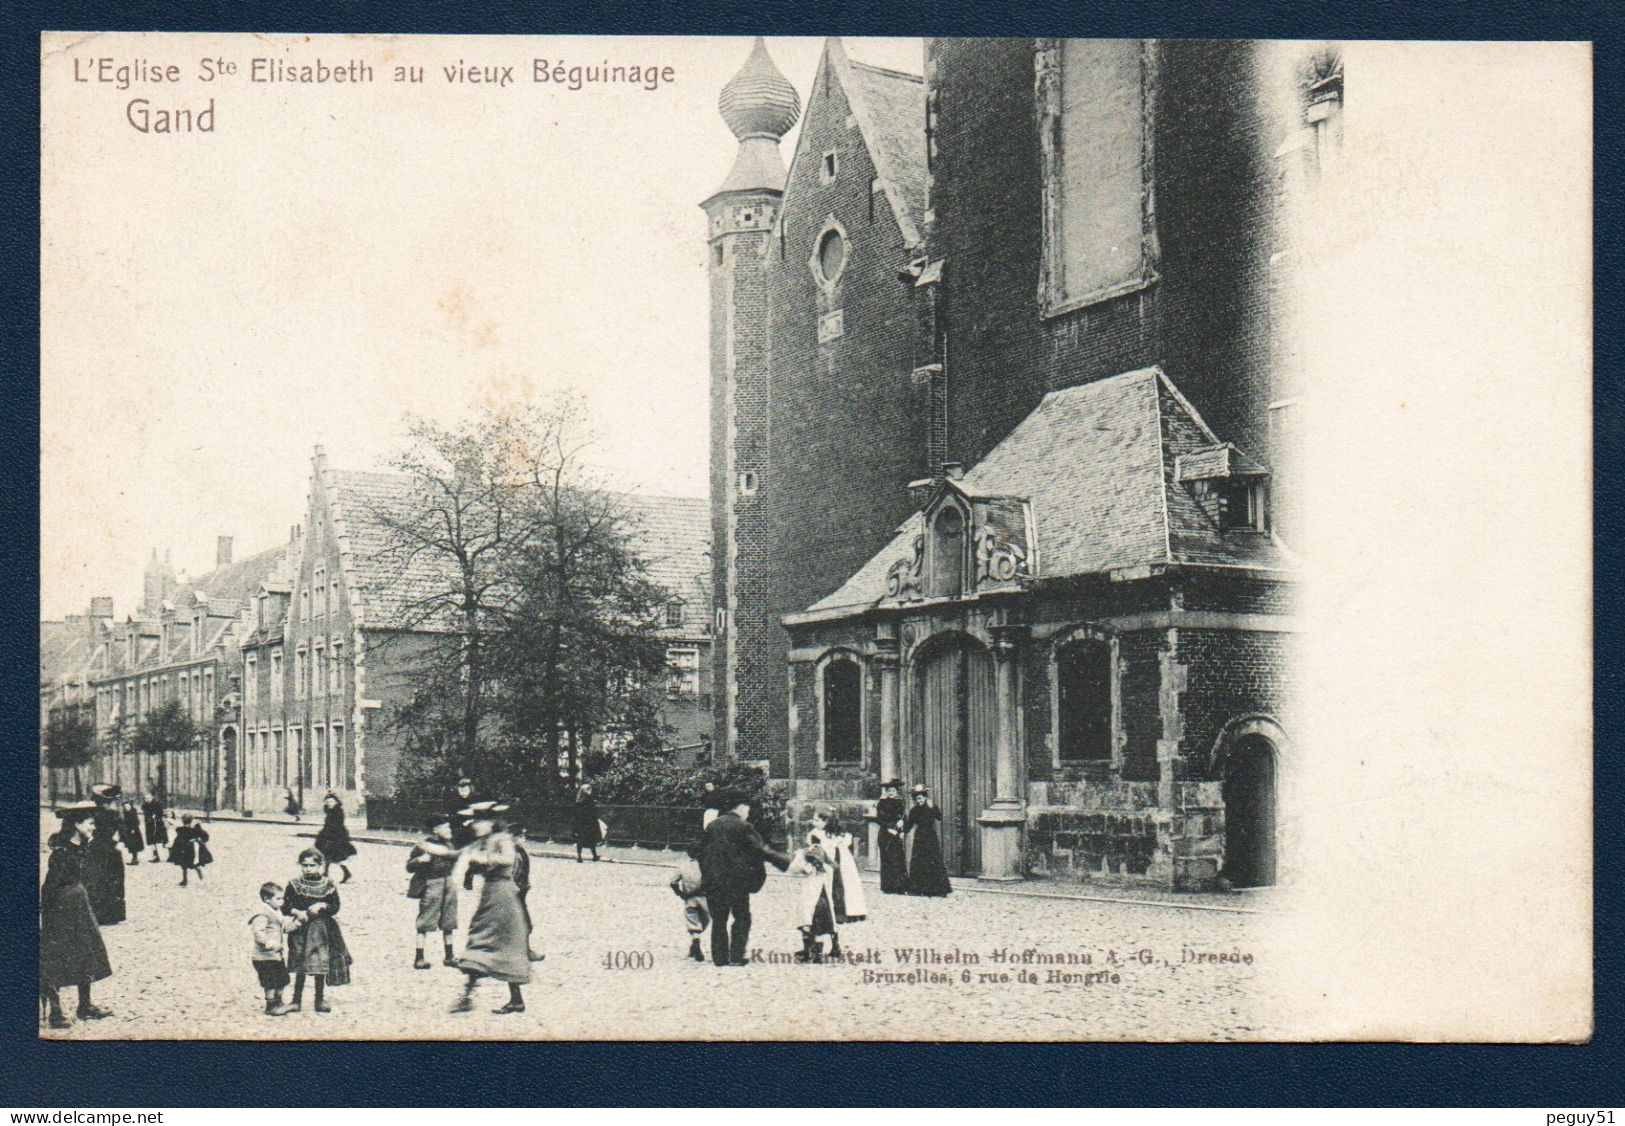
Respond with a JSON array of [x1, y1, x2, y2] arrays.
[[621, 494, 711, 636], [795, 368, 1285, 621], [786, 39, 927, 249], [179, 546, 288, 619]]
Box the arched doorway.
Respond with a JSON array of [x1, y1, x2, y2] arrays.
[[913, 634, 997, 875], [1222, 734, 1278, 887]]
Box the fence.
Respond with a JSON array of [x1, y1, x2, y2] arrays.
[[364, 798, 787, 852]]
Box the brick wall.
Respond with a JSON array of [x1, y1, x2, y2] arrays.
[[927, 39, 1285, 475]]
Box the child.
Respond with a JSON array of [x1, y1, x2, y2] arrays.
[[406, 816, 459, 969], [789, 810, 867, 963], [169, 813, 212, 886], [141, 791, 169, 863], [788, 836, 836, 963], [249, 881, 299, 1015], [283, 847, 352, 1013], [669, 842, 709, 962]]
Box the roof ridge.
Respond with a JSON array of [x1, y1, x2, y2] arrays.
[[823, 39, 923, 249], [846, 59, 923, 82]]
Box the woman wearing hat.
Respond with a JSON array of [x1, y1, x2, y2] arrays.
[[904, 785, 952, 897], [872, 779, 909, 895], [40, 802, 114, 1029], [84, 784, 132, 925], [452, 802, 531, 1014], [314, 792, 357, 883]]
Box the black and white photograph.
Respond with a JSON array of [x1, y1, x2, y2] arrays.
[[38, 33, 1591, 1043]]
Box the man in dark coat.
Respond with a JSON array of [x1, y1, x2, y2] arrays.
[[698, 794, 790, 967]]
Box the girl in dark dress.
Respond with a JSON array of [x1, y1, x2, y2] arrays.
[[141, 791, 169, 862], [314, 793, 357, 883], [39, 803, 113, 1029], [169, 814, 212, 886], [904, 785, 952, 897], [282, 847, 352, 1012], [120, 800, 144, 866], [573, 785, 603, 863], [873, 779, 909, 894], [84, 784, 130, 925], [453, 803, 531, 1014]]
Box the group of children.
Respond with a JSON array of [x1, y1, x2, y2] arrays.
[[114, 793, 214, 886], [247, 847, 352, 1015], [670, 807, 867, 965]]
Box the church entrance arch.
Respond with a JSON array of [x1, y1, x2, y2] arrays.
[[1221, 734, 1278, 887], [912, 633, 997, 875]]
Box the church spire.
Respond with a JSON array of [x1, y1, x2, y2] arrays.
[[710, 37, 800, 199]]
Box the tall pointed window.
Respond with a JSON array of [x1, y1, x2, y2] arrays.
[[821, 656, 862, 764]]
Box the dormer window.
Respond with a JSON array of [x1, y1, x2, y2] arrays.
[[665, 600, 685, 629], [1218, 480, 1269, 533]]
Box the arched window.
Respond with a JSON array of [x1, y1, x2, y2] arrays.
[[822, 656, 862, 764], [1056, 637, 1113, 762], [930, 505, 966, 597]]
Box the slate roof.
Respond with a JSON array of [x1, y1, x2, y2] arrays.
[[841, 56, 928, 235], [796, 368, 1286, 620], [40, 622, 91, 686], [620, 494, 712, 636]]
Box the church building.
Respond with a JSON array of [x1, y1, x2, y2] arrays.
[[707, 39, 1320, 889]]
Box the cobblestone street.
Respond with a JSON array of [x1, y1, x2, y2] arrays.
[[40, 816, 1281, 1041]]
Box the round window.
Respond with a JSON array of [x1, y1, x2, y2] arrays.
[[815, 228, 846, 284]]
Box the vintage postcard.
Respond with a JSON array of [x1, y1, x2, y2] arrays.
[[38, 33, 1591, 1041]]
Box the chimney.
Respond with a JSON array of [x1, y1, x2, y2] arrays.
[[89, 596, 114, 620], [943, 462, 965, 480], [216, 536, 234, 567]]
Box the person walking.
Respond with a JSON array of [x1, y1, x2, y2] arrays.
[[39, 802, 114, 1029], [904, 785, 952, 897], [282, 788, 302, 822], [452, 802, 531, 1014], [84, 784, 131, 925], [698, 792, 791, 967], [872, 779, 909, 895], [573, 785, 603, 863], [141, 790, 169, 862], [508, 819, 545, 962], [169, 813, 212, 886], [313, 792, 356, 883]]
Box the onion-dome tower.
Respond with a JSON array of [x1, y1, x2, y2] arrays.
[[704, 38, 800, 759]]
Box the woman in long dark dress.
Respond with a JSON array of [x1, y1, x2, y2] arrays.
[[84, 784, 130, 925], [873, 779, 909, 894], [40, 803, 113, 1029], [313, 793, 357, 883], [141, 791, 169, 862], [904, 785, 952, 897], [453, 803, 531, 1014], [572, 785, 602, 863], [119, 800, 144, 866]]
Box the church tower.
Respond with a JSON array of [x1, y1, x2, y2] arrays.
[[142, 549, 176, 619], [704, 38, 799, 759]]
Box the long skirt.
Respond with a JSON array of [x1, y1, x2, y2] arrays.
[[314, 823, 357, 864], [458, 876, 532, 984], [82, 842, 127, 925], [878, 830, 909, 894], [907, 824, 953, 897], [40, 885, 113, 989], [287, 915, 352, 985]]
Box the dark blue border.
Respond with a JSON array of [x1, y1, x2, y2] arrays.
[[5, 0, 1618, 1108]]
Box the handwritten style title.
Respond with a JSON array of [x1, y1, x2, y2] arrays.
[[69, 55, 680, 135]]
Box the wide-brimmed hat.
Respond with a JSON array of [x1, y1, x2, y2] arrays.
[[881, 778, 904, 790], [910, 784, 930, 795], [55, 800, 98, 821], [456, 777, 473, 787], [90, 783, 121, 800], [457, 800, 510, 818]]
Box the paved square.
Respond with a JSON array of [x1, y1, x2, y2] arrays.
[[39, 817, 1279, 1040]]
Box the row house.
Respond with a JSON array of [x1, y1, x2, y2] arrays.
[[235, 447, 714, 820], [83, 540, 285, 808]]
